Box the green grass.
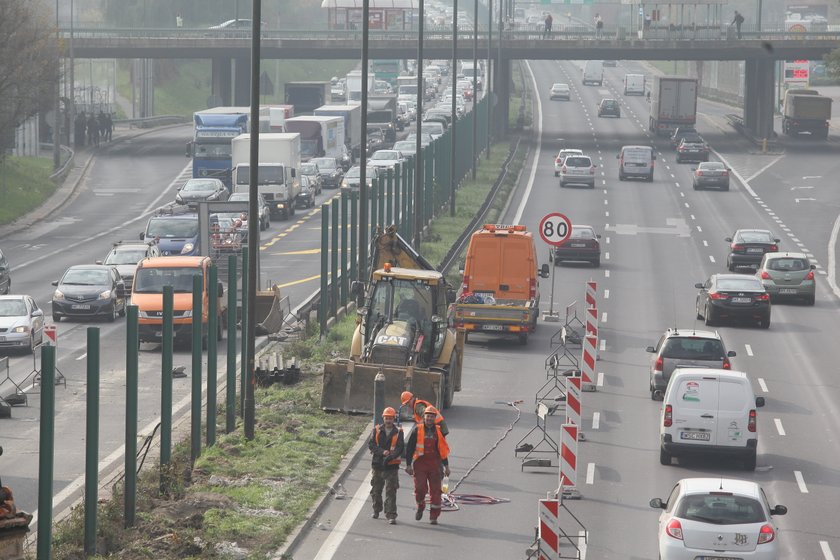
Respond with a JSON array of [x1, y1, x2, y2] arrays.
[[0, 157, 57, 225]]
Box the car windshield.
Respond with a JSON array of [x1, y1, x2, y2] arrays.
[[301, 163, 318, 175], [676, 494, 766, 525], [0, 300, 26, 317], [602, 100, 618, 107], [105, 249, 147, 265], [62, 269, 110, 286], [346, 167, 376, 179], [699, 162, 725, 170], [423, 122, 444, 134], [182, 180, 218, 192], [146, 217, 198, 238], [394, 142, 415, 152], [552, 83, 567, 89], [133, 267, 204, 294], [565, 156, 591, 167], [663, 337, 724, 359], [681, 135, 704, 144], [716, 278, 764, 291], [312, 158, 337, 170], [570, 227, 596, 240], [737, 231, 773, 243], [228, 194, 251, 203], [767, 257, 809, 271], [372, 151, 399, 160]]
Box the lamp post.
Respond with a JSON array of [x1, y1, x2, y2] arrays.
[[450, 0, 458, 217], [359, 0, 370, 280], [54, 0, 61, 170], [486, 0, 492, 156], [414, 0, 425, 245], [471, 0, 478, 179]]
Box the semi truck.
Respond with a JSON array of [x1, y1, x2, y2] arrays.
[[314, 104, 362, 159], [368, 94, 400, 142], [231, 133, 301, 220], [782, 89, 832, 139], [187, 107, 250, 186], [284, 82, 331, 115], [649, 75, 698, 137], [346, 70, 376, 102], [284, 115, 346, 161]]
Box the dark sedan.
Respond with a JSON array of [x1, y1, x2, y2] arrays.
[[692, 161, 730, 190], [670, 126, 697, 149], [175, 178, 229, 205], [553, 225, 601, 267], [675, 136, 709, 163], [51, 265, 126, 322], [695, 274, 771, 329], [311, 157, 344, 189], [725, 229, 779, 271], [597, 98, 621, 118]]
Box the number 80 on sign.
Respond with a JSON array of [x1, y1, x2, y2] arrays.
[[538, 212, 572, 247]]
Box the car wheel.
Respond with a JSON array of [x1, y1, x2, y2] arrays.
[[693, 183, 699, 190], [676, 157, 682, 163], [518, 333, 528, 345], [659, 448, 671, 466], [647, 173, 654, 182], [559, 181, 565, 188], [265, 216, 271, 229], [53, 313, 62, 322], [743, 450, 757, 471], [554, 171, 559, 177], [118, 302, 126, 317], [727, 260, 735, 272], [108, 304, 118, 322], [618, 173, 625, 181], [723, 185, 730, 191], [806, 293, 816, 306], [591, 259, 600, 267], [759, 317, 770, 329], [704, 306, 715, 326], [27, 334, 36, 355]]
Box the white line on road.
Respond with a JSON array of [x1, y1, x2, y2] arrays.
[[794, 471, 809, 493], [758, 378, 769, 392], [601, 312, 607, 323], [606, 236, 610, 244], [314, 471, 372, 559], [586, 463, 595, 485], [774, 418, 786, 436], [513, 62, 543, 225], [709, 256, 716, 263], [604, 269, 610, 278], [605, 211, 610, 217], [820, 541, 835, 560], [592, 411, 600, 429], [745, 155, 784, 182], [597, 372, 604, 387], [697, 226, 702, 232], [599, 339, 606, 351], [579, 530, 588, 560], [604, 289, 610, 299], [75, 353, 87, 361], [745, 344, 753, 356], [703, 240, 708, 247], [690, 214, 696, 220], [605, 252, 610, 260]]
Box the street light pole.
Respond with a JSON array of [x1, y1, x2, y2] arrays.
[[450, 0, 457, 217], [486, 0, 492, 156], [414, 0, 425, 245], [360, 0, 370, 280], [54, 0, 61, 170], [471, 0, 478, 179]]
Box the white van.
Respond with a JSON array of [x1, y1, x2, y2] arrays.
[[623, 73, 645, 95], [616, 145, 656, 182], [659, 368, 764, 471], [582, 60, 604, 86]]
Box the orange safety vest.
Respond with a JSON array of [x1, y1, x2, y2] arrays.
[[412, 423, 450, 462], [374, 426, 402, 466], [412, 399, 444, 425]]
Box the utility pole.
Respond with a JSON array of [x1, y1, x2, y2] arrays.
[[360, 0, 370, 280], [414, 0, 425, 245], [450, 0, 458, 217], [471, 0, 478, 179]]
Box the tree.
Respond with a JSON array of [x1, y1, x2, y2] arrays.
[[0, 0, 60, 156], [825, 47, 840, 79]]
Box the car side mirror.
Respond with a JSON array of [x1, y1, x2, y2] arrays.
[[140, 232, 145, 240], [596, 234, 602, 239], [217, 282, 224, 297], [615, 154, 620, 159], [725, 237, 733, 242], [446, 288, 457, 304], [774, 238, 780, 243], [649, 498, 666, 510], [645, 346, 656, 353], [652, 154, 657, 160], [185, 141, 192, 158], [540, 264, 550, 278], [727, 350, 736, 357], [95, 260, 103, 265], [755, 396, 765, 408], [51, 280, 58, 287], [694, 283, 704, 289], [32, 309, 44, 318], [771, 505, 788, 516], [810, 264, 816, 270], [691, 167, 697, 172]]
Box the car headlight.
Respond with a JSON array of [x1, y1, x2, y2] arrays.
[[12, 326, 29, 334], [181, 243, 195, 254], [175, 194, 183, 203], [99, 290, 112, 300], [341, 180, 348, 188], [207, 192, 219, 200], [181, 310, 192, 318], [53, 290, 65, 300]]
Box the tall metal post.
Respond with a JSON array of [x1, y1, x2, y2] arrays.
[[340, 191, 349, 307], [36, 344, 56, 560], [414, 0, 425, 245], [83, 328, 99, 555], [207, 265, 218, 446], [331, 200, 339, 318], [240, 249, 248, 415], [450, 0, 458, 217], [53, 0, 61, 171], [190, 275, 203, 462], [125, 305, 139, 527], [161, 286, 173, 486], [360, 0, 370, 282], [487, 0, 493, 156], [226, 255, 237, 432], [350, 192, 358, 285], [320, 207, 329, 335], [472, 0, 479, 179]]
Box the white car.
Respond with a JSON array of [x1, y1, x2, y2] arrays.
[[369, 150, 405, 169], [0, 295, 45, 354], [651, 478, 787, 560], [554, 149, 583, 176], [421, 121, 445, 140], [550, 83, 571, 100]]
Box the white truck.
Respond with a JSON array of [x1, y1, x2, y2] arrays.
[[346, 70, 376, 102], [284, 115, 346, 162], [231, 133, 301, 220], [582, 60, 604, 86], [314, 104, 362, 159], [649, 75, 698, 136], [623, 73, 646, 96]]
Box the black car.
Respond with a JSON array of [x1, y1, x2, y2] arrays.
[[675, 136, 709, 163], [296, 175, 317, 209], [695, 274, 771, 329], [597, 98, 621, 118], [670, 126, 697, 149], [553, 225, 601, 267], [692, 161, 730, 190], [97, 240, 161, 295], [51, 265, 126, 322], [725, 229, 779, 271], [227, 192, 271, 231], [175, 178, 229, 205], [311, 157, 344, 189]]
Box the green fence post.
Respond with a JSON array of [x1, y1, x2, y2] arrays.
[[207, 264, 218, 447], [406, 156, 414, 241], [340, 190, 349, 308], [370, 178, 379, 238], [378, 174, 385, 227], [161, 286, 173, 491], [190, 275, 203, 464], [83, 327, 99, 555], [226, 255, 237, 433], [394, 163, 402, 232], [320, 204, 329, 335], [350, 191, 358, 283], [36, 343, 56, 559], [125, 304, 139, 527], [240, 249, 248, 416], [386, 167, 394, 225], [330, 199, 339, 318], [426, 143, 434, 223]]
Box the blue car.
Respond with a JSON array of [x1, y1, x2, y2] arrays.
[[141, 213, 199, 256]]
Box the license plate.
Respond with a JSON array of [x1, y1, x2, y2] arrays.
[[779, 288, 797, 294], [155, 331, 162, 337], [482, 325, 504, 331], [731, 297, 752, 304], [680, 431, 711, 441], [747, 247, 763, 253], [71, 304, 91, 310], [570, 243, 586, 247], [698, 557, 743, 560]]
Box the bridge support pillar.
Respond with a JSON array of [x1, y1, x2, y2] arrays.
[[496, 58, 511, 138], [211, 57, 232, 107], [743, 59, 775, 140], [233, 57, 250, 106]]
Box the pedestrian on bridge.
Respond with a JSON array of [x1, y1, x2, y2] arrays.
[[368, 407, 404, 525], [405, 406, 450, 525], [732, 11, 744, 39], [543, 13, 553, 38], [176, 12, 183, 28], [594, 13, 604, 38]]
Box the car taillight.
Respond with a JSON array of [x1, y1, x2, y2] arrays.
[[709, 292, 729, 300], [760, 271, 771, 279], [589, 166, 595, 175], [654, 356, 663, 373], [696, 171, 703, 176], [758, 524, 775, 544], [556, 157, 562, 164], [769, 244, 778, 251], [678, 146, 686, 152], [731, 244, 744, 251], [748, 409, 757, 432], [723, 357, 731, 369], [562, 165, 567, 172], [665, 518, 682, 539], [529, 277, 537, 300], [664, 404, 673, 427], [756, 293, 770, 301], [806, 270, 815, 280]]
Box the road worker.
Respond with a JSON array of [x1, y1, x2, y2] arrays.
[[400, 391, 448, 435], [404, 406, 451, 525], [367, 407, 404, 524]]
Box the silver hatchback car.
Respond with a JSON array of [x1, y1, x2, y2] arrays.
[[757, 252, 816, 305], [559, 155, 596, 188], [646, 328, 736, 399]]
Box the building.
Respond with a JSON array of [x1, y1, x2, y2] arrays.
[[321, 0, 419, 31]]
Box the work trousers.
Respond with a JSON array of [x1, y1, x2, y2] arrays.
[[412, 456, 442, 520], [370, 468, 400, 519]]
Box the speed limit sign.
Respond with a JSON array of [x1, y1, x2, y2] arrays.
[[538, 213, 572, 247]]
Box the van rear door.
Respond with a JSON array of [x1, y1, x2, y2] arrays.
[[715, 377, 751, 448], [670, 375, 719, 446], [467, 237, 501, 296], [499, 238, 532, 300]]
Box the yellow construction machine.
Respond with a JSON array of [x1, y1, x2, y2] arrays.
[[321, 226, 465, 414]]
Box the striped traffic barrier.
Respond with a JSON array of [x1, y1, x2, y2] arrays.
[[538, 499, 561, 560], [560, 423, 580, 498], [580, 333, 597, 392], [585, 280, 597, 309], [564, 373, 581, 428], [585, 305, 598, 337]]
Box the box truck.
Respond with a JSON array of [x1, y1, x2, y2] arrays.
[[649, 76, 698, 136], [284, 115, 346, 161], [782, 89, 832, 138], [231, 133, 301, 220]]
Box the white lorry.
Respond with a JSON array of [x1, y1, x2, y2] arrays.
[[231, 133, 301, 220], [346, 70, 376, 102], [649, 75, 698, 136], [623, 73, 646, 96], [284, 115, 346, 161], [313, 104, 362, 159], [582, 60, 604, 86]]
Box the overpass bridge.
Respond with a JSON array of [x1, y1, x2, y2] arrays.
[[63, 27, 840, 138]]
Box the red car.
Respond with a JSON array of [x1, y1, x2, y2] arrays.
[[462, 87, 473, 101], [553, 225, 601, 267]]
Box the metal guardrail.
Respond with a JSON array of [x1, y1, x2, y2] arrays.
[[114, 115, 188, 128]]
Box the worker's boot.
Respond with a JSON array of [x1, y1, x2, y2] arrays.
[[415, 503, 425, 521]]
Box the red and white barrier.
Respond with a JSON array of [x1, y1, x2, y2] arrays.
[[560, 423, 578, 490], [585, 280, 597, 309], [538, 499, 561, 560], [580, 333, 597, 391], [585, 305, 598, 337], [564, 373, 581, 427]]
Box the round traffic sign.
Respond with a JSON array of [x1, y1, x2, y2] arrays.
[[538, 213, 572, 247]]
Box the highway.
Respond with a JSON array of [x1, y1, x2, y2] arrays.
[[290, 59, 840, 559]]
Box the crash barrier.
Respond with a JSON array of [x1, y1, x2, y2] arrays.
[[537, 329, 580, 410], [581, 281, 598, 392], [584, 280, 597, 309], [564, 374, 582, 430], [532, 498, 587, 560], [550, 302, 585, 348], [559, 423, 580, 498], [516, 402, 559, 470]]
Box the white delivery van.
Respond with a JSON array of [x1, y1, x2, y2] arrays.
[[659, 368, 764, 471], [624, 73, 645, 95], [582, 60, 604, 86]]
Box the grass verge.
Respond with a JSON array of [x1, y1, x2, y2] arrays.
[[0, 157, 57, 226]]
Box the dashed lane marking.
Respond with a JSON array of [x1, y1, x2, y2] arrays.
[[603, 289, 610, 299], [774, 418, 786, 436], [599, 339, 606, 351], [820, 541, 835, 560], [758, 378, 769, 392], [745, 344, 753, 356], [597, 372, 604, 387], [586, 463, 595, 485], [709, 256, 716, 263], [601, 312, 607, 323], [794, 470, 809, 493], [592, 411, 600, 430]]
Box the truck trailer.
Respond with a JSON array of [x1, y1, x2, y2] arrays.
[[782, 89, 832, 139], [649, 76, 698, 137], [284, 82, 331, 116], [314, 104, 362, 160], [284, 115, 346, 162]]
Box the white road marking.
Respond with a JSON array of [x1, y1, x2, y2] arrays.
[[690, 214, 696, 220], [820, 541, 835, 560], [513, 62, 544, 224], [684, 202, 690, 208], [597, 371, 604, 387], [675, 182, 680, 188], [709, 256, 716, 263], [605, 252, 610, 260], [592, 411, 600, 429], [758, 378, 769, 392], [680, 192, 685, 197], [696, 226, 702, 232], [604, 289, 610, 299], [604, 199, 608, 205], [599, 339, 606, 351], [803, 175, 822, 179], [314, 471, 372, 559], [794, 470, 809, 493], [745, 344, 753, 356], [604, 270, 610, 278], [745, 154, 784, 182], [579, 530, 588, 560], [605, 211, 610, 217], [586, 463, 595, 485], [601, 312, 607, 323], [75, 353, 87, 361], [702, 240, 708, 247], [827, 211, 840, 300], [774, 418, 786, 436]]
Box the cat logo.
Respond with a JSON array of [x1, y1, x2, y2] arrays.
[[734, 533, 748, 546], [375, 334, 408, 346]]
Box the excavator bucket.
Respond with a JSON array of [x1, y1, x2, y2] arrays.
[[321, 360, 443, 414]]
